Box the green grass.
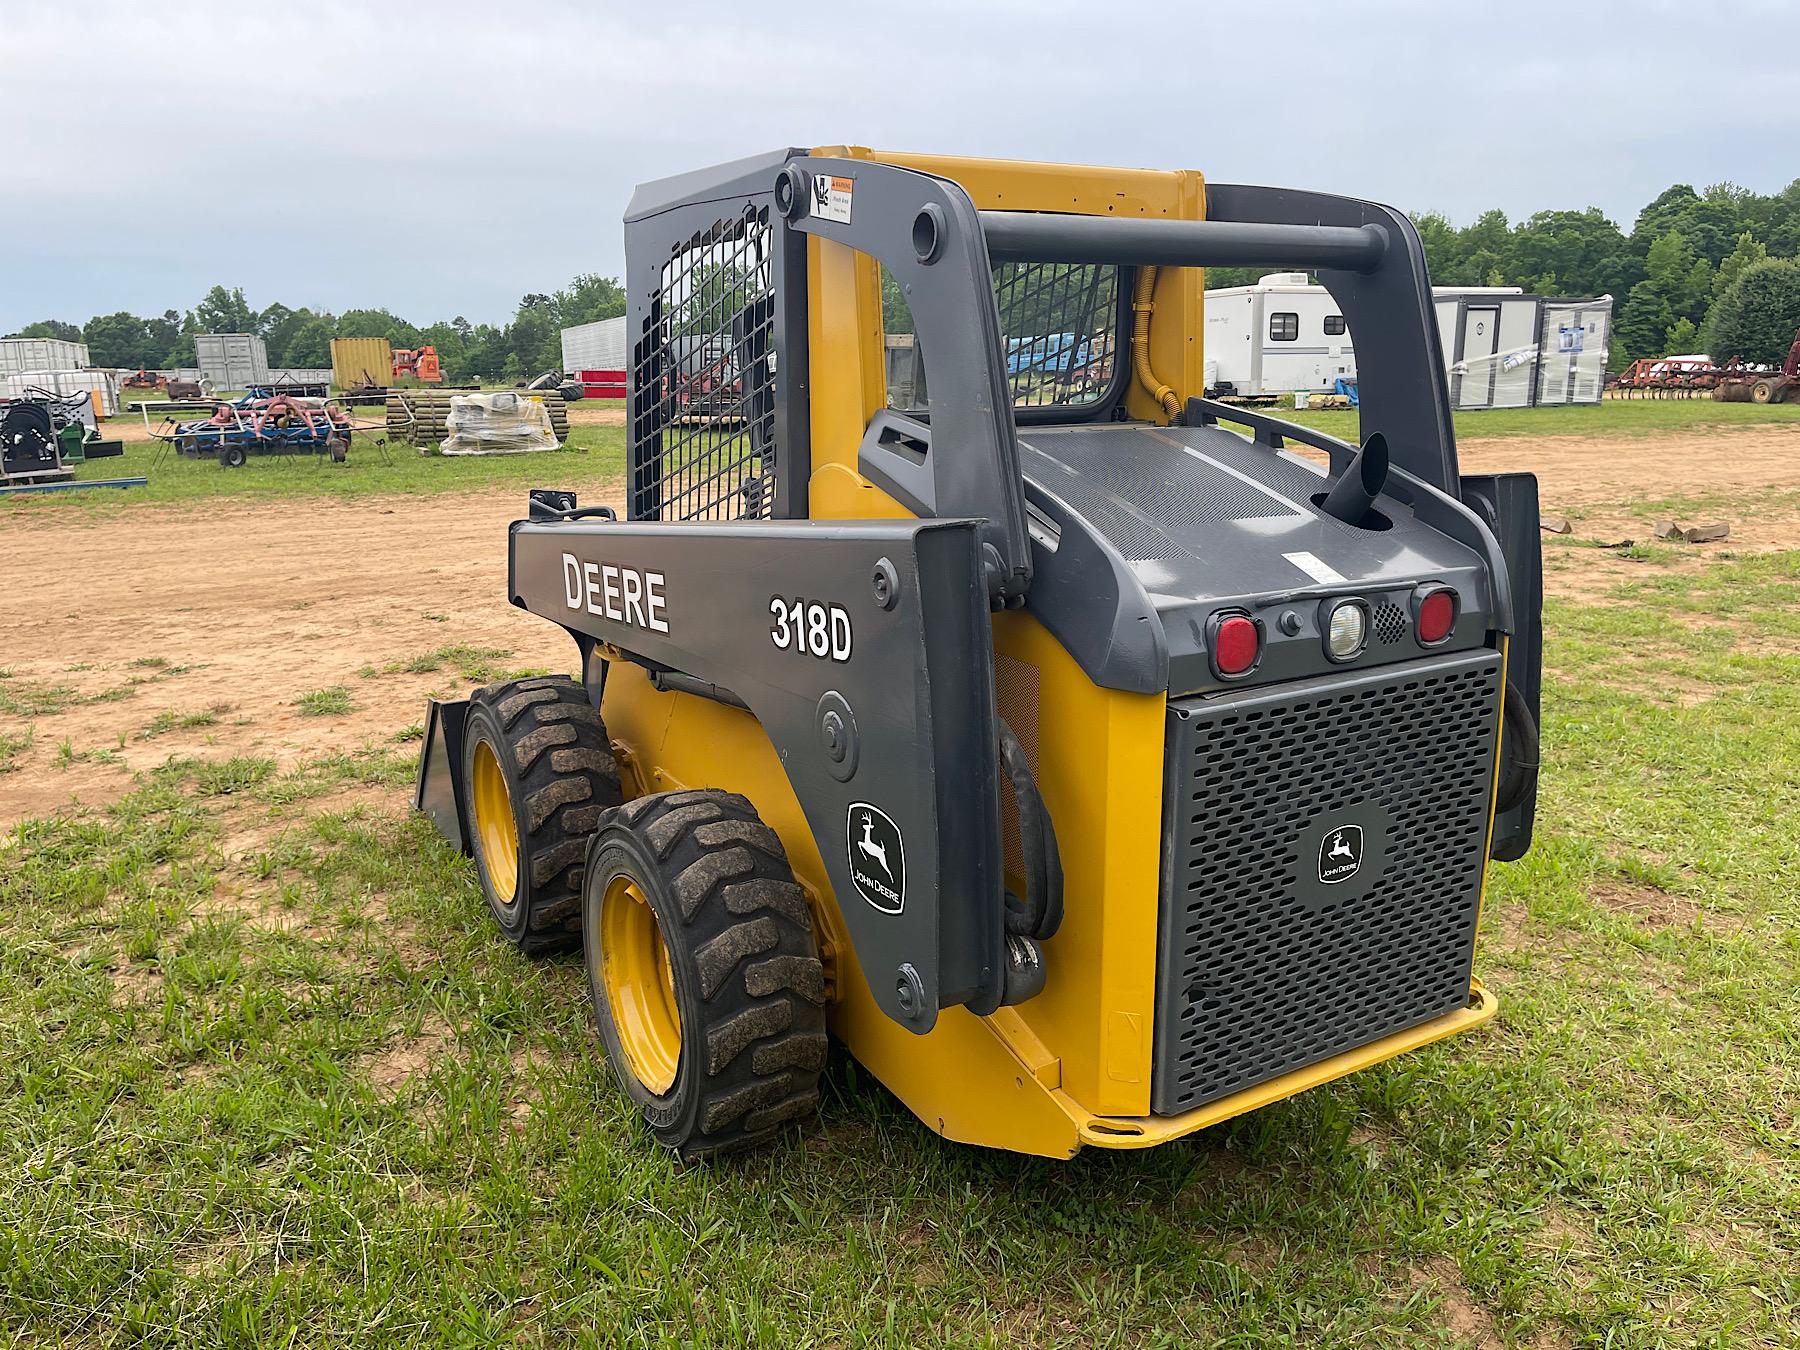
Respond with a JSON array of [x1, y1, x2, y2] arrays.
[[1276, 393, 1800, 444], [0, 549, 1795, 1345], [361, 644, 513, 682], [295, 686, 357, 718], [0, 424, 625, 513], [138, 704, 234, 740], [0, 727, 33, 773]]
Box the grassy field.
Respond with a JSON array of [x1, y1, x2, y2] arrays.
[[22, 429, 628, 510]]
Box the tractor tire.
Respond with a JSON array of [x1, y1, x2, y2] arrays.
[[462, 676, 622, 954], [584, 789, 828, 1159], [1752, 379, 1777, 405], [219, 445, 248, 468]]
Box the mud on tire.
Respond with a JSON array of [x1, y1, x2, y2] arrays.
[[585, 789, 829, 1159], [463, 675, 621, 953]]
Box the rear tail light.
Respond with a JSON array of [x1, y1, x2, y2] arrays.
[[1415, 586, 1458, 645], [1211, 613, 1261, 678]]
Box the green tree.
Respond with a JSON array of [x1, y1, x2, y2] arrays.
[[193, 285, 257, 334], [1664, 316, 1700, 355], [283, 317, 335, 368], [82, 312, 154, 368], [10, 319, 83, 342], [554, 274, 627, 329], [1707, 258, 1800, 366], [1711, 232, 1768, 301], [336, 308, 422, 348]]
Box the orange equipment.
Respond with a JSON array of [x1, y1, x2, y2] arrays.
[[392, 346, 444, 383]]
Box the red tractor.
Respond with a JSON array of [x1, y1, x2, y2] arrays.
[[1715, 327, 1800, 404]]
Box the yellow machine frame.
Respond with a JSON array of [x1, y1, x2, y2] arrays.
[[599, 149, 1501, 1158]]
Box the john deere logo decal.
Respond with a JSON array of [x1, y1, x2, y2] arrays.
[[1318, 825, 1363, 885], [846, 802, 905, 914]]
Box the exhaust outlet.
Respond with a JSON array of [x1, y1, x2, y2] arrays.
[[1321, 432, 1390, 527]]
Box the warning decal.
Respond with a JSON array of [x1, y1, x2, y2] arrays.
[[812, 174, 853, 225]]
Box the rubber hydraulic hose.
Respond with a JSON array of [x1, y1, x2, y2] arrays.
[[1495, 680, 1540, 816], [1130, 266, 1184, 422], [998, 719, 1064, 941]]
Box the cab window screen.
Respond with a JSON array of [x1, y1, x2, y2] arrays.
[[993, 263, 1120, 409]]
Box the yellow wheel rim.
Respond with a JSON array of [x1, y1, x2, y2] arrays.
[[470, 739, 519, 905], [601, 875, 682, 1094]]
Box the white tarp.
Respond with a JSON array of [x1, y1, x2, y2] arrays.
[[438, 392, 560, 455]]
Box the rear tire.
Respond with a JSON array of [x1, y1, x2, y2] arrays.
[[585, 789, 828, 1158], [463, 676, 621, 953], [1751, 379, 1777, 405]]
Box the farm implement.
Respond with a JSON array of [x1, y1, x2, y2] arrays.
[[154, 392, 358, 467]]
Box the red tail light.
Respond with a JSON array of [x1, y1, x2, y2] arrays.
[[1213, 614, 1261, 677], [1416, 587, 1457, 645]]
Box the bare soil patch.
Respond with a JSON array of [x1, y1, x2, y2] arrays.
[[564, 404, 627, 428], [0, 488, 621, 825]]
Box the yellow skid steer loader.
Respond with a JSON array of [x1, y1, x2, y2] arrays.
[[415, 147, 1543, 1159]]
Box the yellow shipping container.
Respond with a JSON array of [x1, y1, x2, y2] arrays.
[[330, 337, 393, 390]]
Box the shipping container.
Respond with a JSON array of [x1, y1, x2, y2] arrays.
[[195, 334, 270, 390], [1, 369, 119, 416], [560, 317, 627, 374], [331, 337, 393, 390], [0, 337, 90, 374]]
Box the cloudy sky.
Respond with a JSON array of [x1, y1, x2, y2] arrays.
[[5, 0, 1795, 333]]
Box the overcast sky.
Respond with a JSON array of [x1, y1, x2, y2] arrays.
[[6, 0, 1795, 334]]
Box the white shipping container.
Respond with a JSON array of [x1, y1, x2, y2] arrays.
[[0, 337, 90, 374], [561, 316, 627, 373], [195, 333, 271, 390], [1533, 299, 1612, 405]]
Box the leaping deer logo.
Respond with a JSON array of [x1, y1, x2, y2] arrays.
[[1327, 830, 1354, 863], [857, 812, 891, 877]]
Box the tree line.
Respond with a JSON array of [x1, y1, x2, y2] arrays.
[[13, 177, 1800, 378], [7, 275, 626, 383]]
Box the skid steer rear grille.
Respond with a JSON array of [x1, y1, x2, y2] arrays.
[[1151, 650, 1502, 1115]]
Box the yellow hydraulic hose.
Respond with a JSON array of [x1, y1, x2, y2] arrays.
[[1131, 266, 1183, 421]]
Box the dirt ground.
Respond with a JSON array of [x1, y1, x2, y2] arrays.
[[4, 426, 1797, 826]]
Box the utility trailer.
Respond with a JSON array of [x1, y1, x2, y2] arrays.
[[414, 147, 1544, 1161]]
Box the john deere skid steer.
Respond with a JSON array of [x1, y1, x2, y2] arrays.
[[415, 147, 1542, 1159]]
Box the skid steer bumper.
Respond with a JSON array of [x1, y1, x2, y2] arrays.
[[413, 697, 473, 854]]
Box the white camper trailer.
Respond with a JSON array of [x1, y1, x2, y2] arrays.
[[1202, 273, 1354, 397]]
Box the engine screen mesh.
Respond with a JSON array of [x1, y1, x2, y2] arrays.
[[1152, 651, 1501, 1114]]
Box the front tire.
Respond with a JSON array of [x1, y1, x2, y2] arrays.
[[585, 789, 828, 1158], [463, 676, 621, 953]]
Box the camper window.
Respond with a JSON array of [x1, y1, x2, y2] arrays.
[[1323, 315, 1346, 336], [1270, 312, 1299, 342]]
